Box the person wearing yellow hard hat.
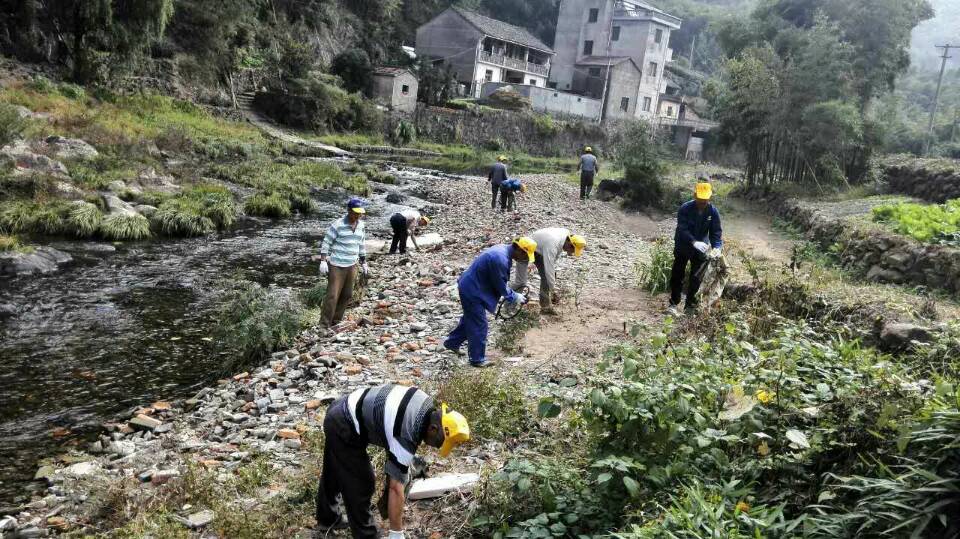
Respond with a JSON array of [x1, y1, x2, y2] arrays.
[[444, 237, 536, 367], [669, 180, 723, 315], [388, 208, 431, 255], [498, 178, 526, 212], [578, 146, 599, 200], [318, 197, 369, 328], [488, 154, 509, 210], [511, 228, 586, 315], [314, 383, 470, 539]]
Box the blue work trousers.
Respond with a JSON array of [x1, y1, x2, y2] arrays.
[[444, 292, 489, 365]]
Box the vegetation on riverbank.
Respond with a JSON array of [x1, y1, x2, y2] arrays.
[[873, 199, 960, 245], [470, 270, 960, 538]]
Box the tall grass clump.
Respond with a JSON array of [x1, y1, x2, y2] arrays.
[[0, 102, 28, 146], [0, 234, 20, 251], [635, 238, 672, 294], [217, 281, 305, 368], [67, 201, 103, 237], [245, 192, 291, 218], [0, 200, 36, 233], [100, 213, 151, 240], [300, 282, 327, 309], [151, 185, 237, 236], [435, 370, 531, 441]]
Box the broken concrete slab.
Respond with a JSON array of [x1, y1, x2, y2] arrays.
[[407, 473, 480, 500]]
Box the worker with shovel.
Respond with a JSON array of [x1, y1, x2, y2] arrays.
[[669, 181, 723, 315], [314, 383, 470, 539], [444, 237, 537, 367], [511, 228, 586, 315]]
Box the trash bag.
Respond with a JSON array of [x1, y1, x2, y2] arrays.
[[697, 253, 729, 311]]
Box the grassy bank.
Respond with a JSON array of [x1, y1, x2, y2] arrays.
[[0, 78, 367, 241], [317, 133, 577, 176]]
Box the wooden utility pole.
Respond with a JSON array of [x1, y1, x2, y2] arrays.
[[924, 44, 957, 156]]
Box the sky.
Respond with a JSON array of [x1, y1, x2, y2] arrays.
[[911, 0, 960, 72]]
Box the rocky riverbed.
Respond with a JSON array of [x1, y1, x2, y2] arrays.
[[1, 171, 665, 537]]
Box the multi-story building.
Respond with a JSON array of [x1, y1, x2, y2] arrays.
[[415, 7, 555, 97], [550, 0, 681, 122]]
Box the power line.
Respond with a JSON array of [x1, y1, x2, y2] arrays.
[[925, 44, 957, 156]]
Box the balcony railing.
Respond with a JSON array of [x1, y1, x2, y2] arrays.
[[478, 50, 550, 76], [657, 116, 720, 131]]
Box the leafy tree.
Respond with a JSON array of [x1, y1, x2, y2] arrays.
[[416, 59, 458, 107], [330, 48, 374, 94]]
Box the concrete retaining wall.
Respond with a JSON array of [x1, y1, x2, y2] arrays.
[[394, 104, 614, 157], [740, 188, 960, 296]]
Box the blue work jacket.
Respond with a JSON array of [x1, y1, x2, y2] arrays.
[[501, 179, 522, 192], [674, 200, 723, 254], [458, 244, 517, 312]]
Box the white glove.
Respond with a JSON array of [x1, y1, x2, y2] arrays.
[[361, 262, 370, 276], [511, 292, 526, 305], [319, 261, 329, 275], [708, 247, 722, 260], [693, 241, 709, 254], [388, 531, 405, 539]]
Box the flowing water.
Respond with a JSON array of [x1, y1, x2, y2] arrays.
[[0, 178, 415, 507]]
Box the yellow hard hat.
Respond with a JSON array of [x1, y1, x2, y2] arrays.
[[439, 403, 470, 457], [513, 236, 537, 262], [497, 155, 507, 162], [421, 216, 431, 225], [695, 182, 712, 200], [520, 184, 527, 193], [568, 234, 586, 257], [585, 146, 593, 153]]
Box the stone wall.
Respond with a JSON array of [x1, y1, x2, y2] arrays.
[[739, 188, 960, 296], [883, 157, 960, 203], [395, 105, 616, 157]]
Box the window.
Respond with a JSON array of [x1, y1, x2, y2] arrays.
[[642, 97, 652, 112], [588, 8, 599, 22], [401, 84, 410, 95], [588, 67, 601, 78], [655, 28, 663, 44], [647, 61, 658, 76], [667, 106, 674, 117], [529, 79, 537, 86], [620, 97, 629, 111], [583, 40, 594, 55], [484, 69, 494, 82], [612, 26, 621, 41]]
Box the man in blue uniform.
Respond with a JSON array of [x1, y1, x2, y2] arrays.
[[444, 237, 537, 367], [670, 182, 723, 314], [498, 178, 526, 212]]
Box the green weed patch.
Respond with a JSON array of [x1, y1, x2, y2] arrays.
[[873, 199, 960, 244]]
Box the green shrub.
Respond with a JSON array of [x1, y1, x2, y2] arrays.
[[532, 114, 560, 137], [391, 119, 416, 146], [0, 102, 28, 147], [300, 282, 327, 309], [217, 281, 304, 367], [245, 192, 292, 218], [67, 201, 103, 237], [872, 199, 960, 244], [0, 234, 19, 251], [0, 200, 35, 233], [28, 75, 56, 94], [100, 213, 151, 240], [635, 238, 672, 294], [57, 83, 86, 100], [494, 308, 539, 354], [616, 122, 669, 208], [435, 369, 531, 441], [152, 197, 216, 236]]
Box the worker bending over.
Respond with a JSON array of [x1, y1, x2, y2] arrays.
[[512, 228, 586, 315], [444, 238, 537, 367], [389, 209, 430, 255], [578, 146, 599, 200], [314, 383, 470, 538], [488, 155, 509, 210], [499, 178, 526, 212], [669, 182, 722, 314], [319, 198, 368, 328]]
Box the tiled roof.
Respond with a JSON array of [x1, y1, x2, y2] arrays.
[[452, 8, 554, 53], [374, 67, 414, 77]]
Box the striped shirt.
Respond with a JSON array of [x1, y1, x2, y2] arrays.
[[347, 384, 434, 483], [320, 216, 366, 268]]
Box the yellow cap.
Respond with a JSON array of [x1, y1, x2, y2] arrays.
[[585, 146, 592, 153], [520, 184, 527, 193], [497, 155, 507, 162], [568, 234, 586, 257], [695, 182, 712, 200], [351, 207, 366, 214], [421, 216, 430, 224], [439, 403, 470, 457], [513, 237, 537, 262]]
